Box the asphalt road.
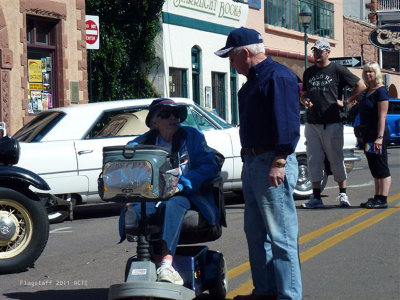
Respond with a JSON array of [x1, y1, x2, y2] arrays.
[[1, 147, 399, 300]]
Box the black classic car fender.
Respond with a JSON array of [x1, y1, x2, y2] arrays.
[[0, 165, 50, 191]]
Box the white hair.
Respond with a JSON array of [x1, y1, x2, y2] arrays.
[[233, 43, 265, 55]]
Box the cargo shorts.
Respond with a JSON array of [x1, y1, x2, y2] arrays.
[[305, 122, 347, 183]]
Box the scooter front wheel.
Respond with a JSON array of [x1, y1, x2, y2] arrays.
[[0, 188, 49, 273]]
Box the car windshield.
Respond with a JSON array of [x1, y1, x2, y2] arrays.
[[195, 105, 231, 129], [13, 111, 65, 142]]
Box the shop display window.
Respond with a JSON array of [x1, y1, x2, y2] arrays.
[[27, 17, 58, 114]]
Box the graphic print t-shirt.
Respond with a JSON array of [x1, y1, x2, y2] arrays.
[[302, 62, 359, 124]]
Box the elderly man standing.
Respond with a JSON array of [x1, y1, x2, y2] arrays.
[[215, 27, 302, 300]]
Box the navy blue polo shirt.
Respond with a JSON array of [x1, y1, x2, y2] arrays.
[[238, 56, 300, 156]]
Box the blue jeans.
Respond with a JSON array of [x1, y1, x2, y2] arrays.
[[132, 195, 191, 256], [242, 152, 302, 299]]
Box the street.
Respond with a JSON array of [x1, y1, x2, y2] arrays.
[[1, 147, 399, 300]]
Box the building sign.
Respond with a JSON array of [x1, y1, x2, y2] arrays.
[[164, 0, 248, 28], [248, 0, 261, 10], [330, 56, 362, 67], [369, 24, 400, 52], [85, 15, 100, 50]]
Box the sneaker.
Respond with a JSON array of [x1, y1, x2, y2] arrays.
[[301, 197, 324, 209], [360, 198, 374, 208], [157, 266, 184, 285], [364, 198, 388, 209], [337, 193, 351, 207]]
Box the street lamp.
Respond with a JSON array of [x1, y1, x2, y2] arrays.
[[299, 4, 312, 70]]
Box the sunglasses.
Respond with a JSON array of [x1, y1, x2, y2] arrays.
[[312, 49, 327, 54], [157, 109, 181, 119]]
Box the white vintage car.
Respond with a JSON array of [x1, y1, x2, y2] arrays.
[[13, 98, 360, 222]]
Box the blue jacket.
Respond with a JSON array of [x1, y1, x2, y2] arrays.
[[128, 125, 221, 226]]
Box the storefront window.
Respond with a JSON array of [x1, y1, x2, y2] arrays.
[[212, 72, 226, 120], [27, 17, 57, 114], [191, 46, 201, 105], [265, 0, 334, 39], [169, 68, 188, 97]]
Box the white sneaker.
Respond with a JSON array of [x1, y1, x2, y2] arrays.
[[157, 266, 184, 285], [337, 193, 351, 207], [301, 197, 324, 209]]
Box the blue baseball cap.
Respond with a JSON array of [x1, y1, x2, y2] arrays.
[[215, 27, 264, 58]]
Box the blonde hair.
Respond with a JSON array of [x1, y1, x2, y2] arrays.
[[362, 61, 384, 87]]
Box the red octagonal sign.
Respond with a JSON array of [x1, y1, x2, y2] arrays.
[[86, 19, 98, 45]]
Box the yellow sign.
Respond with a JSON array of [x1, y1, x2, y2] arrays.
[[29, 83, 43, 90], [28, 59, 42, 82]]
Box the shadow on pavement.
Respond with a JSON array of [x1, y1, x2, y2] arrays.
[[4, 288, 108, 300], [296, 204, 361, 210], [5, 290, 226, 300]]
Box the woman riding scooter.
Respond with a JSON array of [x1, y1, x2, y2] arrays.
[[120, 98, 220, 285]]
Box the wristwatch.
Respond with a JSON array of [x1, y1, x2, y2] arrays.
[[272, 161, 286, 168]]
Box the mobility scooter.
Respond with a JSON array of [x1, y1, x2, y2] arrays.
[[98, 144, 228, 299]]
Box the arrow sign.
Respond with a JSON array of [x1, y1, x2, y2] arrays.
[[329, 56, 362, 67]]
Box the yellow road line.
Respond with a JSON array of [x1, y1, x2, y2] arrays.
[[226, 192, 400, 298], [300, 207, 399, 263], [300, 192, 400, 244]]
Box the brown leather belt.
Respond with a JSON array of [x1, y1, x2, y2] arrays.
[[241, 147, 272, 156]]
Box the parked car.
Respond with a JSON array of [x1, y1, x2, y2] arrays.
[[13, 98, 360, 222], [388, 99, 400, 144]]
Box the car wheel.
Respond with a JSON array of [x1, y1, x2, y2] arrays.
[[47, 210, 69, 224], [209, 254, 228, 300], [294, 155, 327, 199], [0, 188, 49, 274]]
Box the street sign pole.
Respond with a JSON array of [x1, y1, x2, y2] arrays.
[[85, 15, 99, 103]]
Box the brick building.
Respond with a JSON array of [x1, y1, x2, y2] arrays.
[[0, 0, 87, 134]]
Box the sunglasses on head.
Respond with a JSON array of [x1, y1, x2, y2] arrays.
[[157, 109, 181, 119]]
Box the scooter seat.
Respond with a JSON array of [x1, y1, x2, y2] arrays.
[[179, 210, 222, 244]]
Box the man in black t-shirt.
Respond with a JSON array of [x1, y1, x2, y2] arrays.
[[300, 40, 366, 209]]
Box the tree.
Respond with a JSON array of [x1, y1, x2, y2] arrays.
[[86, 0, 165, 102]]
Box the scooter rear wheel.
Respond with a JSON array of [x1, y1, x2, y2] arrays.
[[0, 188, 49, 273], [209, 254, 228, 299]]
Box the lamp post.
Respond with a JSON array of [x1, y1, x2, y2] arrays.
[[299, 4, 312, 70]]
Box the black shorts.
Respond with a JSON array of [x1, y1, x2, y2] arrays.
[[365, 133, 391, 179]]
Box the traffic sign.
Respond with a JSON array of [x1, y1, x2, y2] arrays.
[[329, 56, 362, 67], [85, 15, 99, 50]]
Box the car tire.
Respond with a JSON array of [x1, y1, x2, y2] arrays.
[[47, 210, 69, 224], [45, 194, 75, 224], [0, 188, 49, 274], [294, 155, 327, 199]]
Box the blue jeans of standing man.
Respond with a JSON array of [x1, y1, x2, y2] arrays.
[[242, 152, 302, 299]]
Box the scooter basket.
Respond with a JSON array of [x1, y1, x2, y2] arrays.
[[99, 145, 179, 203]]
